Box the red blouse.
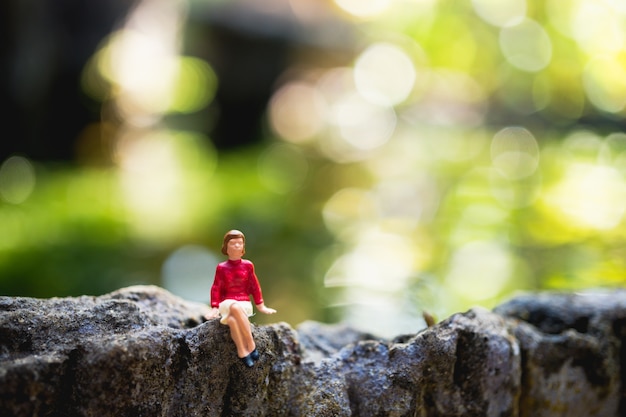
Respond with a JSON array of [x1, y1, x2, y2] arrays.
[[210, 259, 264, 308]]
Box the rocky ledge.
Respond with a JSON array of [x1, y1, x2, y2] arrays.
[[1, 285, 626, 416]]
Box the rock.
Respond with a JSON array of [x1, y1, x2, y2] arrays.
[[294, 308, 520, 417], [1, 285, 625, 416], [494, 290, 626, 417]]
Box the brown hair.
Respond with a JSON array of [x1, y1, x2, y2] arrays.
[[221, 229, 245, 255]]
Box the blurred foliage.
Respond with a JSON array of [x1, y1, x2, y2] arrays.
[[1, 0, 626, 337]]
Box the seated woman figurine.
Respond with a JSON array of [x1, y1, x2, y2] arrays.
[[206, 230, 277, 367]]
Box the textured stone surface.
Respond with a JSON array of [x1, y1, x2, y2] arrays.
[[494, 291, 626, 417], [1, 285, 625, 416]]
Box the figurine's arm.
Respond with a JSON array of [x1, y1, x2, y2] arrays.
[[256, 303, 276, 315], [246, 262, 276, 315], [206, 307, 220, 319], [206, 264, 223, 320]]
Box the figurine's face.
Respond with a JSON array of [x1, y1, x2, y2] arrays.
[[226, 237, 245, 260]]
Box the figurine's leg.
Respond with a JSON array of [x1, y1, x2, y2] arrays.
[[227, 303, 256, 358]]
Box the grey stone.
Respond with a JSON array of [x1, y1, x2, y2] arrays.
[[495, 290, 626, 417], [1, 285, 625, 416]]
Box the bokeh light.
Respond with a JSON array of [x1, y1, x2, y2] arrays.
[[354, 42, 416, 106], [169, 57, 218, 114], [570, 1, 625, 54], [115, 129, 217, 241], [323, 188, 378, 237], [499, 18, 552, 72], [332, 92, 397, 151], [544, 163, 626, 231], [490, 126, 540, 180], [472, 0, 526, 27], [0, 156, 36, 205], [269, 81, 328, 144], [403, 70, 487, 127], [324, 228, 420, 336], [334, 0, 392, 19], [162, 245, 219, 303], [444, 240, 516, 301], [583, 56, 626, 113]]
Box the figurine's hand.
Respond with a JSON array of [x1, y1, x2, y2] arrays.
[[256, 304, 277, 315], [205, 307, 220, 320]]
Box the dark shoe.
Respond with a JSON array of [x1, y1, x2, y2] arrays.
[[240, 354, 255, 368], [250, 349, 260, 361]]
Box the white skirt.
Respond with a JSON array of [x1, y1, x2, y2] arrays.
[[218, 299, 253, 325]]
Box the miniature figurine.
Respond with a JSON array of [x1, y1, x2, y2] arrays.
[[206, 230, 276, 367]]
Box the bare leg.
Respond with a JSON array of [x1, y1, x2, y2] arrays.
[[226, 303, 256, 358]]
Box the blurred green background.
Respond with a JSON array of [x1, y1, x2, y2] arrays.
[[1, 0, 625, 337]]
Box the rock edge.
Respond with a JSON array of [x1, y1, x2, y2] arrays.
[[2, 285, 626, 417]]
